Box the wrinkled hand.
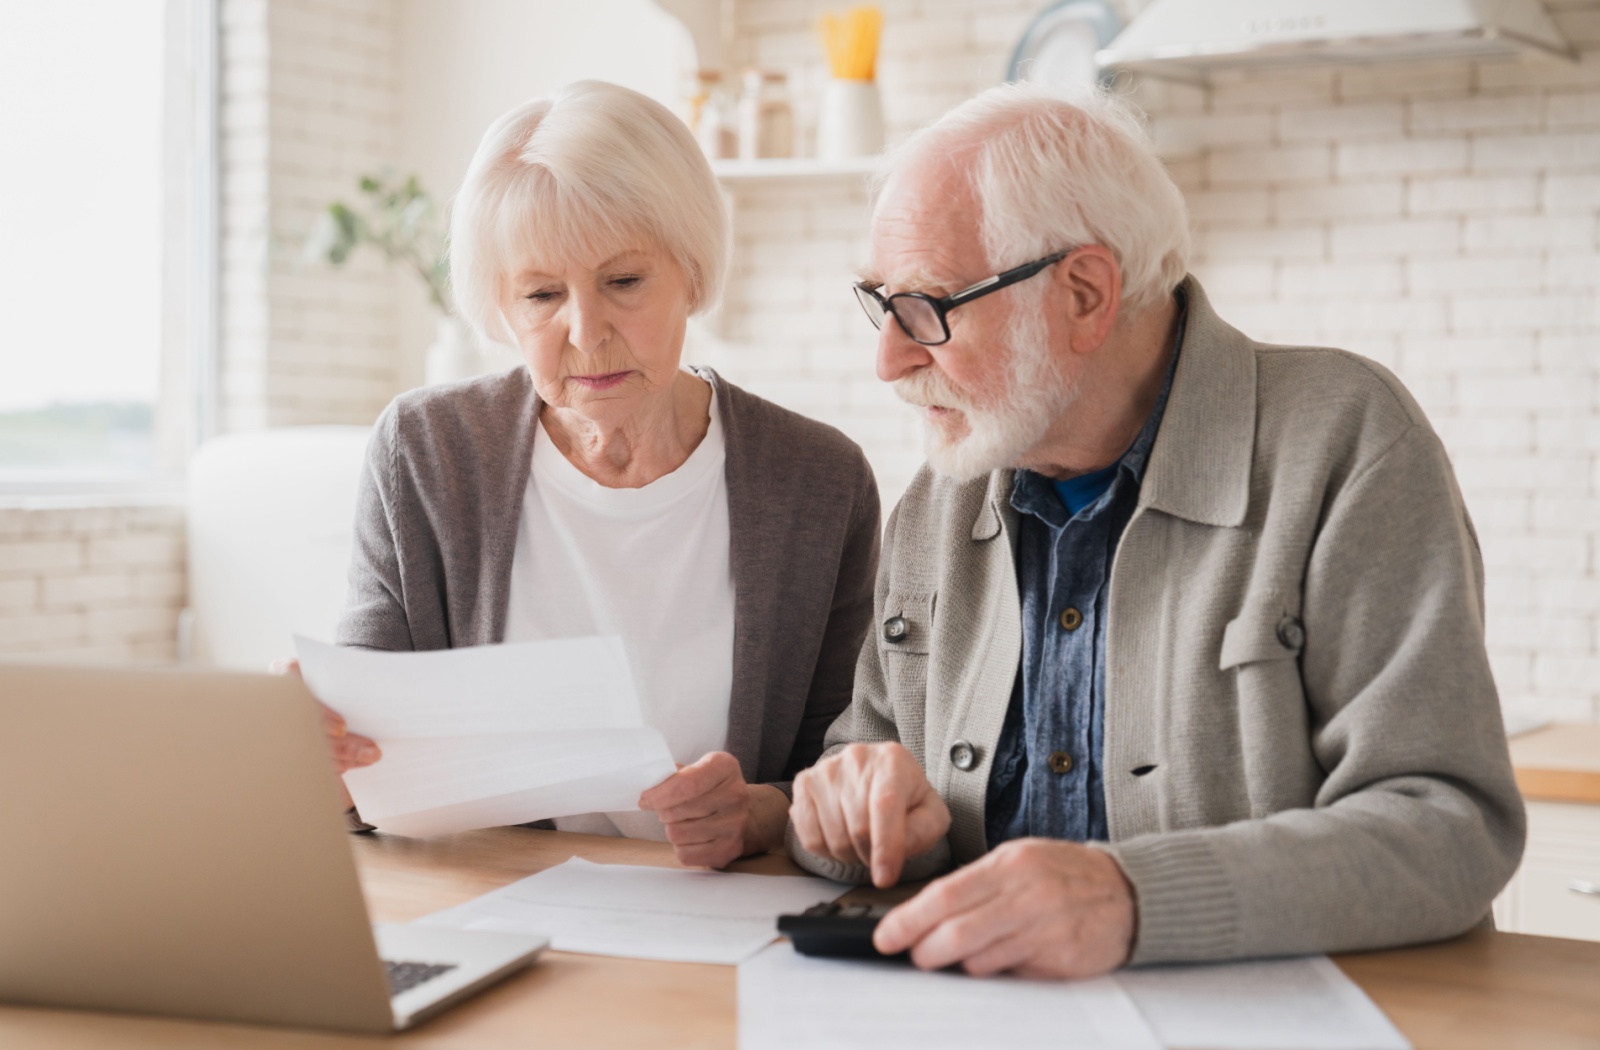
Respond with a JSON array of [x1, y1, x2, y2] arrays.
[[874, 838, 1136, 979], [639, 751, 787, 869], [790, 741, 951, 888], [270, 657, 381, 775]]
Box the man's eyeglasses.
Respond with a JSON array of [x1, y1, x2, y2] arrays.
[[852, 249, 1072, 347]]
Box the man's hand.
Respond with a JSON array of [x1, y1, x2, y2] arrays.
[[790, 742, 951, 888], [639, 751, 787, 869], [873, 838, 1136, 979]]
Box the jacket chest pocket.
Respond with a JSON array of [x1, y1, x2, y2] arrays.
[[1219, 602, 1305, 670], [1218, 600, 1315, 816], [879, 591, 934, 714]]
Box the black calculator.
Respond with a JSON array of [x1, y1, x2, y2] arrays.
[[777, 901, 909, 961]]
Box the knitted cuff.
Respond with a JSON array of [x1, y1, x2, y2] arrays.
[[1099, 833, 1239, 966]]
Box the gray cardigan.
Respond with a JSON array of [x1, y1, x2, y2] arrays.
[[793, 277, 1526, 965], [336, 366, 880, 794]]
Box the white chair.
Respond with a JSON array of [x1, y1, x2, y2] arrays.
[[186, 427, 372, 670]]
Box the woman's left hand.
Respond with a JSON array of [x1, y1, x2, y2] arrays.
[[638, 751, 789, 869]]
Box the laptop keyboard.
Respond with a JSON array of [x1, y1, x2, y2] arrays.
[[384, 959, 458, 997]]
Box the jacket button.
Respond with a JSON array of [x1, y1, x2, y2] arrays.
[[1059, 607, 1083, 631], [883, 615, 908, 642], [1047, 750, 1074, 774], [1276, 615, 1306, 651], [949, 740, 977, 771]]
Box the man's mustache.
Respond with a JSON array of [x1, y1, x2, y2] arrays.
[[894, 369, 975, 413]]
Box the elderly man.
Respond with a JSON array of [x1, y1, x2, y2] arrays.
[[787, 84, 1525, 979]]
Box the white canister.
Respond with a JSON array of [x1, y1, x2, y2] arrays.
[[816, 78, 884, 160]]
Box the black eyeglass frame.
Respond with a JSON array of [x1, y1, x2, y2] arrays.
[[852, 249, 1073, 346]]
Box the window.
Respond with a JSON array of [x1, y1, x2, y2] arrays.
[[0, 0, 214, 491]]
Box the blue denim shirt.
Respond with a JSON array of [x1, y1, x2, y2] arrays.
[[984, 315, 1184, 849]]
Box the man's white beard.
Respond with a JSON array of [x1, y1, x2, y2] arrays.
[[894, 300, 1078, 481]]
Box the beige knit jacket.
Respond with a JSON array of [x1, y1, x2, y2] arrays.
[[790, 276, 1526, 967]]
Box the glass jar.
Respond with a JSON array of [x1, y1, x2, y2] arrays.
[[693, 71, 738, 161], [737, 69, 794, 161]]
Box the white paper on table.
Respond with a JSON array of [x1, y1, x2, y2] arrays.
[[293, 636, 676, 835], [738, 940, 1163, 1050], [1114, 955, 1411, 1050], [415, 858, 849, 964]]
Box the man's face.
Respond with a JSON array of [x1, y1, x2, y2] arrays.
[[863, 162, 1077, 481]]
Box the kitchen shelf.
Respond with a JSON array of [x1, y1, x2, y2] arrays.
[[710, 155, 881, 185]]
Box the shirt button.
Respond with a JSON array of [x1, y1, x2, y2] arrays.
[[883, 616, 908, 642], [1059, 607, 1083, 631], [949, 740, 978, 771], [1048, 751, 1075, 774], [1276, 615, 1305, 651]]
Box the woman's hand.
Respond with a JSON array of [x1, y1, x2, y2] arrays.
[[638, 751, 790, 869], [270, 658, 382, 803]]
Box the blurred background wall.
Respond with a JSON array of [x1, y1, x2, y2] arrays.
[[1, 0, 1597, 730]]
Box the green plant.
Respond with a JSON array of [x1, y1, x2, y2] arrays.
[[307, 171, 452, 314]]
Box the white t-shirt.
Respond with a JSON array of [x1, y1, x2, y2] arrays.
[[502, 384, 734, 840]]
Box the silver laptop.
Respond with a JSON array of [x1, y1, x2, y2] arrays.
[[0, 663, 547, 1034]]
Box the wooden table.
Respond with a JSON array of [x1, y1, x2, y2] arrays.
[[3, 828, 1599, 1048], [1511, 722, 1600, 805]]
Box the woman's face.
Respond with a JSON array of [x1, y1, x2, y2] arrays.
[[500, 243, 691, 425]]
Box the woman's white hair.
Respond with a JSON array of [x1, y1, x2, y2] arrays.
[[884, 82, 1189, 316], [449, 80, 729, 344]]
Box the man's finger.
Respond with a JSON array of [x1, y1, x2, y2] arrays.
[[903, 796, 949, 856], [867, 783, 908, 888], [956, 928, 1036, 978], [874, 861, 1003, 954], [906, 896, 1023, 972], [841, 778, 875, 869], [790, 785, 826, 855], [812, 783, 862, 866]]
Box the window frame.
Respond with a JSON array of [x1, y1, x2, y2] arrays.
[[0, 0, 218, 500]]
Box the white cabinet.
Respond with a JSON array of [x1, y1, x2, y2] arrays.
[[1495, 800, 1600, 942]]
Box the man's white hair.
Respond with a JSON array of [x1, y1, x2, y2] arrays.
[[449, 80, 729, 345], [884, 81, 1190, 315]]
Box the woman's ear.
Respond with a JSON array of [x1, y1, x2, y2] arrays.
[[1052, 246, 1122, 356]]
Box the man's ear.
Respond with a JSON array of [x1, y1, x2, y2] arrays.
[[1052, 246, 1122, 356]]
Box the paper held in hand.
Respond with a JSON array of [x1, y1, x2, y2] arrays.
[[293, 635, 676, 837]]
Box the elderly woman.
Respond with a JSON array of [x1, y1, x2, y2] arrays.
[[318, 80, 879, 868]]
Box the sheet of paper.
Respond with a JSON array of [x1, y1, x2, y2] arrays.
[[738, 941, 1163, 1050], [1115, 955, 1411, 1050], [416, 858, 848, 964], [294, 636, 676, 836], [294, 635, 644, 737]]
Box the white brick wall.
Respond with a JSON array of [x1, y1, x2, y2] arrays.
[[0, 503, 187, 663], [1148, 4, 1600, 724], [219, 0, 403, 431]]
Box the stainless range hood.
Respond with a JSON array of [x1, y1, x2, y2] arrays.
[[1097, 0, 1576, 83]]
